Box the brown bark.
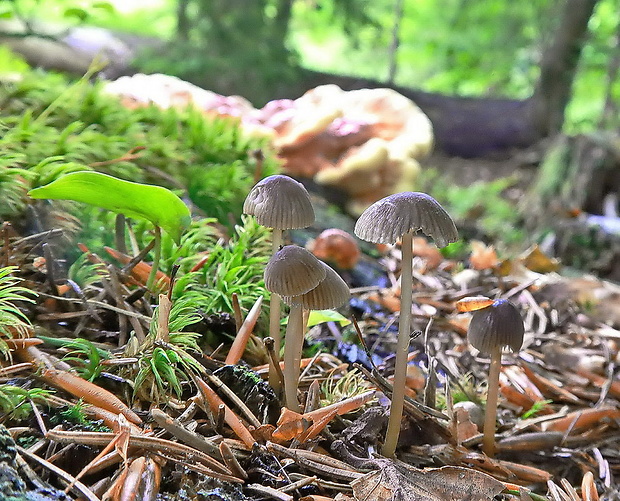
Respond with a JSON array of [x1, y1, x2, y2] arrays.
[[530, 0, 599, 136], [176, 0, 190, 42], [288, 0, 600, 158]]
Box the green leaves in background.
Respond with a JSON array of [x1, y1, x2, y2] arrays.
[[28, 171, 191, 243]]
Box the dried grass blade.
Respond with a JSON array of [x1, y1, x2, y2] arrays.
[[226, 295, 262, 365], [46, 429, 233, 477], [40, 367, 142, 424]]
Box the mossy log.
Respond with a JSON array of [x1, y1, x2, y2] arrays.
[[522, 133, 620, 279]]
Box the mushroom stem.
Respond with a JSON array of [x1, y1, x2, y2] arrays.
[[283, 303, 304, 412], [268, 228, 283, 390], [382, 231, 414, 457], [483, 346, 502, 457]]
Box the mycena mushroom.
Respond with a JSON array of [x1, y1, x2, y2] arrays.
[[264, 245, 325, 411], [354, 192, 458, 457], [281, 261, 350, 411], [467, 298, 524, 457], [244, 175, 315, 389]]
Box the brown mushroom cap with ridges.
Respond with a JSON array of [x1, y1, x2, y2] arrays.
[[264, 245, 326, 297], [243, 175, 315, 230], [354, 192, 458, 247], [467, 299, 524, 354], [283, 262, 350, 310]]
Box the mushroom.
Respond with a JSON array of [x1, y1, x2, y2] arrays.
[[244, 175, 315, 388], [282, 262, 350, 411], [467, 298, 524, 457], [264, 245, 326, 411], [307, 228, 361, 270], [354, 192, 458, 457]]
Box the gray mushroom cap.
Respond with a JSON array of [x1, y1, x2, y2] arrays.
[[354, 192, 458, 247], [283, 262, 350, 310], [264, 245, 326, 297], [467, 299, 525, 354], [244, 175, 315, 230]]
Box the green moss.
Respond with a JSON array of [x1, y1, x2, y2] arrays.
[[0, 58, 278, 367], [0, 62, 279, 226]]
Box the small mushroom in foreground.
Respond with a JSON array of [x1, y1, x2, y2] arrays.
[[244, 175, 315, 389], [354, 192, 457, 457], [264, 246, 326, 411], [467, 298, 524, 457], [282, 262, 350, 411]]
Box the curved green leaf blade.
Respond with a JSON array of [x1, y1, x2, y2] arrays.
[[28, 171, 191, 243], [307, 309, 351, 328]]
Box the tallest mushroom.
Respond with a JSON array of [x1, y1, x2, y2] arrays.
[[355, 192, 458, 457]]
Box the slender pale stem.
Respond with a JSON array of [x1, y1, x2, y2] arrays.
[[382, 231, 413, 457], [269, 228, 283, 390], [146, 226, 162, 292], [483, 346, 502, 457], [283, 304, 304, 412]]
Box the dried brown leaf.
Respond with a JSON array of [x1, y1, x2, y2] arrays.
[[351, 461, 504, 501]]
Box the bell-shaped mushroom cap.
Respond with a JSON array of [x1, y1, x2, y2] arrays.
[[264, 245, 326, 297], [283, 262, 350, 310], [354, 192, 458, 247], [467, 299, 524, 354], [244, 175, 315, 230]]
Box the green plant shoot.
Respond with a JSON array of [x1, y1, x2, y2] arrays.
[[28, 171, 191, 291], [28, 171, 191, 243]]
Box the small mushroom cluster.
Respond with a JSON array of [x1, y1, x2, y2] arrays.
[[243, 175, 315, 390], [265, 246, 349, 411], [244, 175, 350, 411], [245, 178, 465, 458]]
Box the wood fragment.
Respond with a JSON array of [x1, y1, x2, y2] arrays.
[[246, 484, 294, 501], [542, 407, 620, 433], [194, 375, 256, 448], [45, 429, 234, 478], [16, 445, 101, 501], [150, 408, 221, 458]]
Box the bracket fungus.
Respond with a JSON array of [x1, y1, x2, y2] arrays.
[[244, 175, 315, 388], [354, 192, 458, 457], [467, 298, 524, 457]]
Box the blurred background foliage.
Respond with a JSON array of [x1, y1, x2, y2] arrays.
[[1, 0, 617, 131]]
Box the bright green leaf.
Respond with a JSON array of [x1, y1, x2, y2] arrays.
[[28, 172, 191, 243], [63, 7, 89, 21], [306, 309, 351, 328]]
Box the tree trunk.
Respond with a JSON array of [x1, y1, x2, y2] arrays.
[[386, 0, 405, 84], [529, 0, 599, 136], [522, 134, 620, 281], [176, 0, 190, 42], [287, 0, 599, 158], [272, 0, 293, 56]]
